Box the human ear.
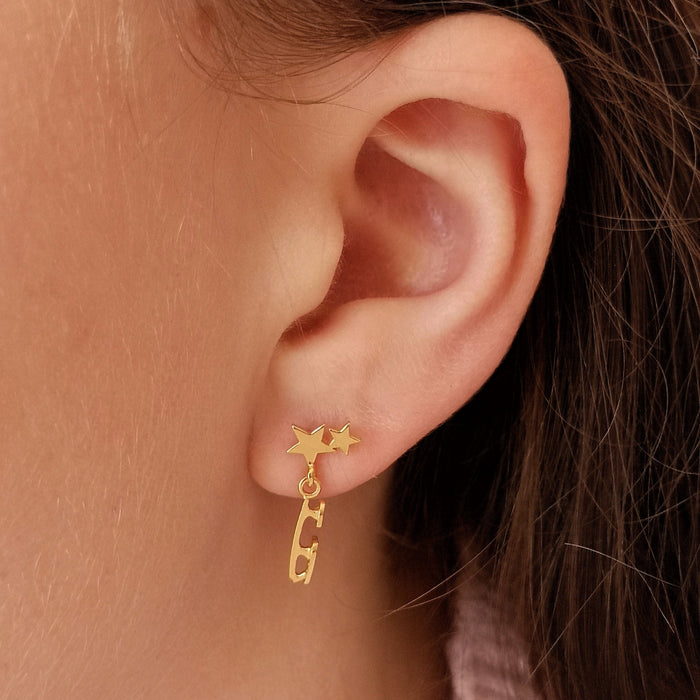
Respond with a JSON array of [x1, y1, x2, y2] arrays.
[[248, 13, 570, 497]]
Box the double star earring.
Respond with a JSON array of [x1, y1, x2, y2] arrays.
[[286, 423, 360, 584]]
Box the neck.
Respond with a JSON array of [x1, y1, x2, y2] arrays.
[[156, 470, 450, 699]]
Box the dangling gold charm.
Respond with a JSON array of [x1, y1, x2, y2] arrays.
[[287, 423, 360, 584], [288, 470, 324, 585]]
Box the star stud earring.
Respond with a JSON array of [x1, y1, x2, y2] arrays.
[[328, 423, 361, 455], [287, 425, 335, 466], [287, 423, 360, 584]]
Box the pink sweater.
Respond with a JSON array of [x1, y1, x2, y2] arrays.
[[447, 586, 540, 699]]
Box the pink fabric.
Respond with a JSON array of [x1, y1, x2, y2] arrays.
[[447, 585, 541, 699]]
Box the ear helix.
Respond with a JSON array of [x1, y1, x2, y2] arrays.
[[286, 423, 360, 584]]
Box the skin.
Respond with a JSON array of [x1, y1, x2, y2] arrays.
[[0, 1, 568, 697], [0, 2, 446, 697]]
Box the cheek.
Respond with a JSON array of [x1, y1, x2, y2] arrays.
[[0, 3, 303, 691], [0, 185, 272, 677], [0, 47, 278, 690]]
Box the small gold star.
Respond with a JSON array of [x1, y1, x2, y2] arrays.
[[287, 425, 334, 466], [328, 424, 360, 455]]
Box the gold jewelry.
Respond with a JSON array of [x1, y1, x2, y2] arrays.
[[287, 423, 360, 584]]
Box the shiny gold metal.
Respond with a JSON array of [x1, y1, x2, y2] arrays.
[[287, 423, 360, 584], [287, 425, 334, 465], [288, 473, 325, 584], [328, 423, 360, 455]]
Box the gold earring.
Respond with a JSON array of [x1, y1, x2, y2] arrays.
[[287, 423, 360, 584]]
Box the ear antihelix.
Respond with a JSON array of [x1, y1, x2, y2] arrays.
[[286, 423, 360, 584]]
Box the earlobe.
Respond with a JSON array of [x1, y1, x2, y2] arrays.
[[248, 13, 570, 498]]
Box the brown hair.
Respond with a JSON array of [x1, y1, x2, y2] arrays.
[[188, 2, 700, 697]]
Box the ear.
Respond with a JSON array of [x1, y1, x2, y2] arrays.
[[248, 13, 569, 497]]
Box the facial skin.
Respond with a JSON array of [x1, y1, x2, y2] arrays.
[[1, 2, 445, 697], [0, 1, 569, 697]]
